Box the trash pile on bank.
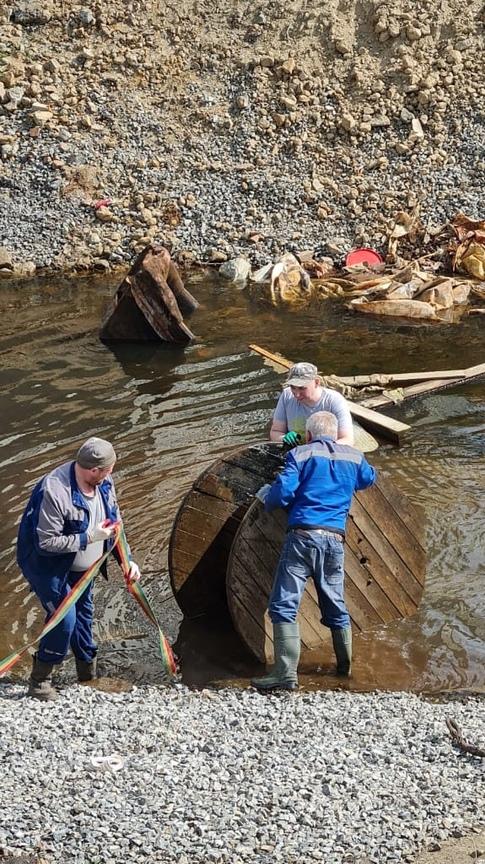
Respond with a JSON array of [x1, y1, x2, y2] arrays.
[[219, 211, 485, 322]]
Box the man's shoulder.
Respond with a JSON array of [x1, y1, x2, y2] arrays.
[[321, 388, 348, 408], [295, 439, 363, 465], [43, 462, 73, 495]]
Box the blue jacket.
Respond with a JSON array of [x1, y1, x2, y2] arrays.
[[265, 437, 376, 534], [17, 461, 122, 587]]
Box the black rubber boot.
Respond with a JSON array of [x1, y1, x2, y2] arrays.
[[332, 627, 352, 676], [27, 654, 58, 702], [75, 656, 97, 682], [251, 622, 300, 691]]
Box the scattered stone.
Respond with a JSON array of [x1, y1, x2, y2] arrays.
[[0, 247, 14, 269], [219, 257, 251, 282], [96, 207, 115, 223], [341, 113, 356, 131], [400, 108, 415, 123], [207, 248, 228, 262], [281, 57, 296, 74], [29, 110, 53, 127], [406, 24, 422, 41], [0, 684, 483, 864], [11, 0, 53, 25], [411, 117, 425, 138], [0, 0, 481, 273]]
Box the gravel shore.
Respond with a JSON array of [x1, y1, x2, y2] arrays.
[[0, 0, 484, 276], [1, 682, 483, 864]]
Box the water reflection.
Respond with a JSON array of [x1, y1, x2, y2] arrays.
[[0, 272, 483, 692]]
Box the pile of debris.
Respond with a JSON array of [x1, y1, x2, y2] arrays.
[[220, 212, 485, 322]]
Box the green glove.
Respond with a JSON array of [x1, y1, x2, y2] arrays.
[[282, 431, 301, 446]]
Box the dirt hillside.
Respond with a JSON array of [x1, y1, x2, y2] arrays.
[[0, 0, 483, 273]]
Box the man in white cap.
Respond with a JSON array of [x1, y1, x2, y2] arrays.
[[270, 361, 354, 447], [17, 437, 140, 701]]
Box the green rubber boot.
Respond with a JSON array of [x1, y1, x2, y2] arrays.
[[332, 627, 352, 677], [27, 654, 58, 702], [75, 656, 97, 682], [251, 622, 300, 691]]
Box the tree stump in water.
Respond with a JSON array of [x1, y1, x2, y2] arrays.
[[226, 474, 426, 662]]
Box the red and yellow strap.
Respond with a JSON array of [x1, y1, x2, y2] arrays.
[[0, 524, 176, 678], [116, 525, 177, 676]]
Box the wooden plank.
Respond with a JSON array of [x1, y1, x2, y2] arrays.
[[248, 344, 471, 387], [179, 489, 241, 520], [226, 472, 426, 662], [227, 587, 272, 663], [360, 363, 485, 410], [169, 442, 426, 631], [231, 546, 324, 651], [368, 474, 426, 552], [344, 578, 383, 630], [169, 443, 285, 617], [350, 498, 423, 605], [346, 521, 417, 617], [340, 370, 465, 386], [248, 343, 293, 372], [348, 402, 410, 443], [196, 468, 261, 506], [249, 344, 485, 441], [343, 544, 402, 623], [234, 526, 327, 645], [463, 362, 485, 379], [176, 506, 241, 542], [355, 484, 426, 585], [223, 447, 285, 478]]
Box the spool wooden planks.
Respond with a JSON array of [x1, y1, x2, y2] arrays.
[[227, 473, 426, 662], [168, 443, 426, 662], [169, 443, 285, 618]]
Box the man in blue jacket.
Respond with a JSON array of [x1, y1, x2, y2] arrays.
[[252, 411, 376, 691], [17, 437, 140, 701]]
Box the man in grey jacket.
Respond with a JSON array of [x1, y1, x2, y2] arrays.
[[17, 437, 140, 701]]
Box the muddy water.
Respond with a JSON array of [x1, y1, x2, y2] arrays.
[[0, 272, 483, 693]]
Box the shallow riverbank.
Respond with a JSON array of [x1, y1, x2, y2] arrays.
[[0, 682, 483, 864]]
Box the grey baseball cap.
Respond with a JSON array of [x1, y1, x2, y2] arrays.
[[76, 437, 116, 469], [285, 362, 320, 387]]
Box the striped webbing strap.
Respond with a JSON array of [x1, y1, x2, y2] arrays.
[[0, 524, 177, 678]]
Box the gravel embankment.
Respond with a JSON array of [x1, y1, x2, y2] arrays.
[[0, 0, 484, 275], [1, 683, 483, 863]]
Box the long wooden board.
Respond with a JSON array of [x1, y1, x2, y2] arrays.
[[226, 473, 426, 662], [360, 362, 485, 410]]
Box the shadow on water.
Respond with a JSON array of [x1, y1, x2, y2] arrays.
[[0, 270, 484, 693]]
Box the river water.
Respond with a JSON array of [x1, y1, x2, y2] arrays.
[[0, 272, 483, 693]]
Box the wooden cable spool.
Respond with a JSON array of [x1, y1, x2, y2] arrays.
[[226, 473, 426, 662], [168, 443, 285, 618], [169, 443, 426, 666]]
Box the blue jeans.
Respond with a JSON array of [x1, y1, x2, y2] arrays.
[[29, 571, 97, 665], [269, 530, 350, 629]]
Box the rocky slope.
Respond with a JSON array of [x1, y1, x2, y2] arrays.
[[0, 0, 483, 275]]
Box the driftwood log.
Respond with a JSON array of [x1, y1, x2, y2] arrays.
[[446, 718, 485, 758], [100, 245, 199, 344]]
